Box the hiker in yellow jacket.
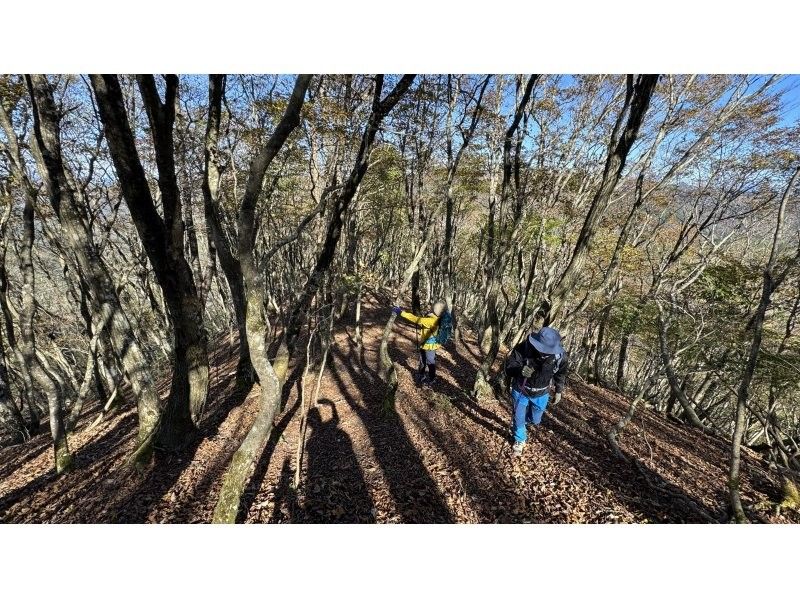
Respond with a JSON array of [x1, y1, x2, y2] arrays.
[[392, 300, 446, 386]]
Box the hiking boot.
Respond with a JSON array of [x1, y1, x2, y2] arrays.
[[512, 441, 526, 457]]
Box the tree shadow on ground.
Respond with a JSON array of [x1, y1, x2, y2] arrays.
[[543, 400, 721, 522], [268, 455, 295, 521], [1, 339, 255, 523], [297, 398, 376, 523], [566, 382, 781, 519], [386, 329, 510, 439], [436, 378, 510, 439], [0, 432, 52, 482], [399, 387, 530, 522], [329, 344, 454, 523], [382, 315, 723, 523], [373, 317, 535, 521], [112, 364, 255, 523], [0, 410, 137, 522], [235, 361, 305, 522]]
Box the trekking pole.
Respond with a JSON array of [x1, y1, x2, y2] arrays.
[[522, 357, 531, 392]]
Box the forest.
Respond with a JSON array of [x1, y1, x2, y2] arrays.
[[0, 73, 799, 524]]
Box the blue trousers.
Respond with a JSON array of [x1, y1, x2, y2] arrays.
[[512, 389, 549, 443]]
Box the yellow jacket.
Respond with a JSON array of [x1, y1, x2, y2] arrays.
[[399, 311, 441, 350]]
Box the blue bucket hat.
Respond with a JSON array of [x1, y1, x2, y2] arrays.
[[528, 326, 563, 355]]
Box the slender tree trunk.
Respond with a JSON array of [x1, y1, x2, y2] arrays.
[[410, 269, 421, 313], [473, 75, 537, 400], [592, 304, 612, 384], [656, 303, 705, 429], [0, 360, 27, 444], [26, 75, 162, 465], [66, 343, 96, 431], [1, 103, 66, 451], [0, 201, 31, 442], [212, 285, 283, 523], [212, 75, 313, 523], [546, 75, 659, 326], [441, 75, 491, 315], [354, 282, 364, 355], [729, 166, 800, 523], [283, 75, 416, 365], [18, 181, 72, 472], [615, 333, 630, 391], [379, 229, 435, 407], [201, 74, 253, 382]]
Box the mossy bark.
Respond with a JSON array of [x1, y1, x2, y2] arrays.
[[379, 313, 400, 412], [54, 436, 73, 474], [473, 289, 499, 401], [211, 76, 312, 522], [213, 290, 282, 523], [90, 75, 211, 451]]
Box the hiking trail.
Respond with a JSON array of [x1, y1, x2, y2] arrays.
[[0, 300, 793, 523]]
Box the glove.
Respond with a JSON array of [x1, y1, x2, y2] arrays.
[[521, 364, 534, 378], [553, 392, 562, 405], [391, 306, 402, 316]]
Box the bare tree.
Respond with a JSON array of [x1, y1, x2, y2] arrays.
[[729, 166, 800, 523], [90, 74, 209, 449], [213, 74, 415, 523], [25, 74, 161, 466], [545, 74, 659, 326]]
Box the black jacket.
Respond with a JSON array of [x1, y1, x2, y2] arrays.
[[504, 339, 568, 397]]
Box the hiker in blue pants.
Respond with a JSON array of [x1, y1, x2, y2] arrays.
[[504, 327, 569, 457]]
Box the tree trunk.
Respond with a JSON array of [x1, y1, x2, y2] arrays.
[[0, 201, 32, 442], [379, 230, 434, 407], [441, 75, 491, 313], [18, 175, 72, 473], [473, 75, 537, 400], [592, 304, 612, 384], [546, 75, 659, 325], [1, 95, 67, 461], [729, 166, 800, 523], [201, 74, 253, 382], [0, 360, 27, 445], [410, 269, 421, 313], [212, 74, 313, 523], [90, 74, 209, 449], [283, 75, 416, 364], [212, 285, 283, 523], [615, 333, 630, 391], [26, 74, 161, 465], [655, 303, 705, 429]]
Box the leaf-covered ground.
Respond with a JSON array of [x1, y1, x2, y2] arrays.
[[1, 301, 796, 523]]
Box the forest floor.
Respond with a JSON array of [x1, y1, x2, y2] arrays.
[[1, 298, 797, 523]]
